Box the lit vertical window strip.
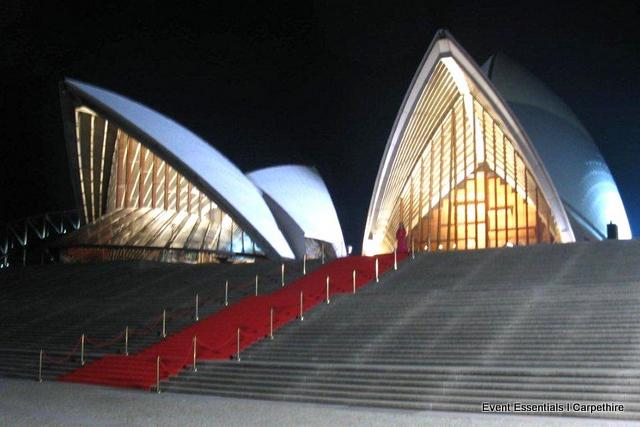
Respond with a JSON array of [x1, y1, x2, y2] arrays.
[[74, 109, 89, 223], [98, 120, 109, 217], [89, 114, 96, 222]]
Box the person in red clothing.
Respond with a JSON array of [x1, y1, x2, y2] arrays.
[[396, 222, 408, 253]]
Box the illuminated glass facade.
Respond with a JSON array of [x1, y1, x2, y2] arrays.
[[366, 54, 563, 255], [65, 107, 263, 258]]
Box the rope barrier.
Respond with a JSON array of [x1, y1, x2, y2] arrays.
[[43, 338, 81, 365], [195, 332, 237, 353], [39, 269, 264, 369], [51, 264, 289, 362], [57, 256, 398, 389], [85, 331, 126, 349]]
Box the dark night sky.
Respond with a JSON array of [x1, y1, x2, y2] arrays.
[[1, 1, 639, 251]]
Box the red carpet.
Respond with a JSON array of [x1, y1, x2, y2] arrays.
[[60, 254, 404, 389]]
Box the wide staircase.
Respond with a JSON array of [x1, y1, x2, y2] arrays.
[[163, 240, 640, 420], [58, 255, 397, 389], [0, 258, 314, 381]]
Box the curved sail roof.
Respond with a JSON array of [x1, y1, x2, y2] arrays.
[[62, 79, 294, 259], [483, 54, 631, 239], [363, 30, 576, 255], [248, 165, 346, 257]]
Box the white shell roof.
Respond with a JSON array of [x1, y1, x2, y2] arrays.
[[64, 79, 295, 259], [483, 55, 632, 239], [363, 30, 577, 255], [247, 165, 347, 257]]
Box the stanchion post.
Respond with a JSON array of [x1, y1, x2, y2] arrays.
[[269, 307, 274, 339], [303, 254, 307, 275], [299, 292, 304, 321], [80, 333, 85, 366], [375, 258, 379, 283], [411, 239, 415, 259], [193, 336, 197, 372], [236, 328, 241, 362], [255, 275, 259, 296], [394, 248, 397, 270], [281, 263, 285, 287], [38, 349, 43, 382], [162, 309, 167, 338], [125, 326, 129, 356], [352, 269, 356, 294], [321, 243, 325, 264], [225, 280, 229, 306], [326, 276, 330, 304], [156, 355, 161, 393], [195, 293, 199, 321]]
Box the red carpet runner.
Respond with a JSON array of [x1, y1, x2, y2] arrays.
[[60, 254, 404, 389]]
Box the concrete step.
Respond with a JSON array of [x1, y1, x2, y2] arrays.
[[162, 242, 640, 418], [163, 384, 640, 419]]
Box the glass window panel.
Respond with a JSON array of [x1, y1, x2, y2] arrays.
[[466, 204, 476, 223], [467, 224, 476, 238], [497, 230, 507, 247], [456, 205, 466, 224], [477, 202, 486, 220], [457, 239, 466, 250], [477, 223, 487, 249], [517, 229, 528, 245]]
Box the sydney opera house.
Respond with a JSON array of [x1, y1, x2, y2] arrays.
[[2, 28, 639, 423], [54, 30, 630, 266], [57, 80, 346, 263], [363, 30, 631, 255]]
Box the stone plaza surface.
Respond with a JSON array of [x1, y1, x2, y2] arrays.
[[0, 377, 627, 427]]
